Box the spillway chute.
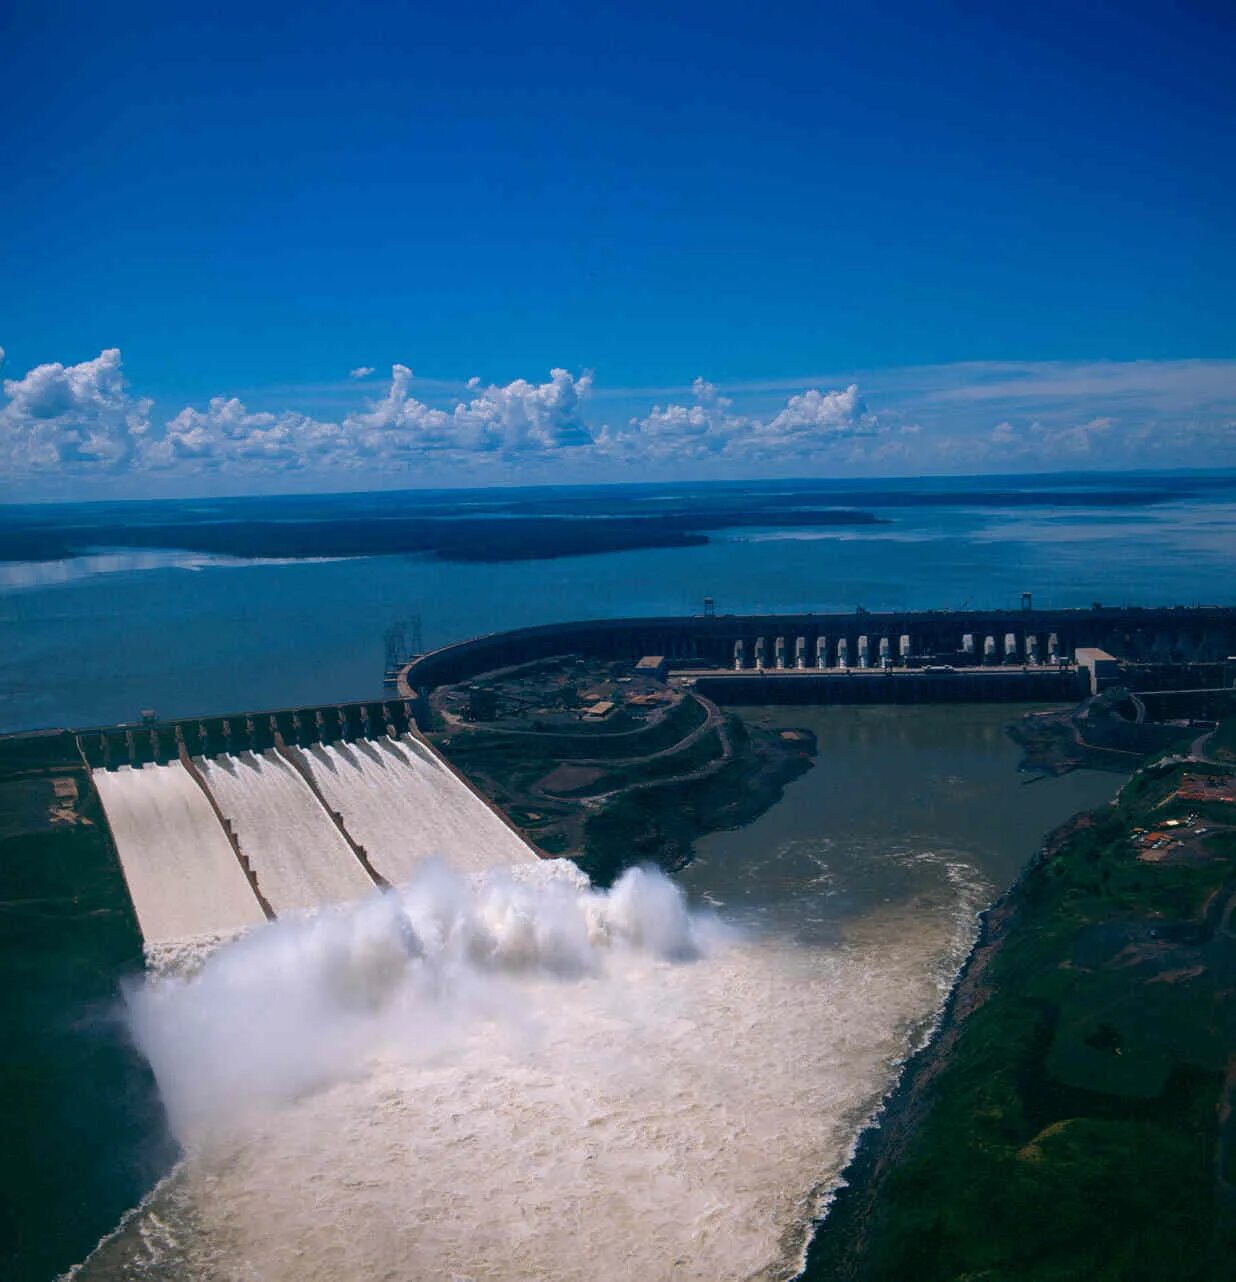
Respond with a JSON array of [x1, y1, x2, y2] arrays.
[[196, 750, 376, 915], [92, 761, 268, 949], [286, 733, 537, 885]]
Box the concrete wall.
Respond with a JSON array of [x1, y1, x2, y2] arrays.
[[79, 698, 420, 771], [691, 668, 1080, 706], [402, 607, 1236, 691]]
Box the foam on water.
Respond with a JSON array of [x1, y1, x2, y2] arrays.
[[73, 854, 984, 1282]]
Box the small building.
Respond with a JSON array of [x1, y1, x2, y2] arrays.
[[1075, 647, 1120, 695], [582, 700, 616, 720], [635, 655, 668, 682]]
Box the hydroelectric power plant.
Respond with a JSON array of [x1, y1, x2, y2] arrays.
[[397, 602, 1236, 702], [28, 604, 1234, 958], [4, 603, 1233, 1282]]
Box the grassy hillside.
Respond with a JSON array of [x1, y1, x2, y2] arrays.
[[808, 734, 1236, 1282]]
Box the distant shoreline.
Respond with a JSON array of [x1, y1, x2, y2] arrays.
[[1, 470, 1216, 566]]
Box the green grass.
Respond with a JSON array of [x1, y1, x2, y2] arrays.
[[1207, 715, 1236, 762], [0, 769, 175, 1282], [807, 758, 1236, 1282]]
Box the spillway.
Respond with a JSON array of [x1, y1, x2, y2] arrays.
[[196, 751, 376, 914], [288, 734, 536, 882], [93, 762, 266, 946]]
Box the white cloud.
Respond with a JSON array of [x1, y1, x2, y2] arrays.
[[615, 378, 739, 460], [753, 384, 877, 450], [985, 416, 1112, 457], [343, 365, 595, 460], [132, 363, 595, 476], [0, 347, 152, 474], [609, 379, 884, 462], [142, 398, 349, 473], [348, 366, 375, 379], [1, 348, 1233, 493]]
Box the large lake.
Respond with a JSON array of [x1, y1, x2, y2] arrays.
[[3, 485, 1234, 733]]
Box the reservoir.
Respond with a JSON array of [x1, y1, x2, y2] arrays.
[[68, 704, 1118, 1282], [4, 484, 1235, 735]]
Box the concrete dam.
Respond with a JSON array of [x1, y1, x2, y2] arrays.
[[61, 606, 1236, 950], [86, 698, 537, 952], [401, 605, 1236, 703]]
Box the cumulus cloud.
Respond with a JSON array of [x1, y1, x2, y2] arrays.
[[0, 351, 599, 480], [0, 348, 152, 474], [608, 378, 884, 462], [1, 347, 1233, 492], [344, 365, 595, 460], [348, 366, 375, 379], [980, 415, 1115, 460], [142, 398, 349, 473], [754, 384, 878, 450]]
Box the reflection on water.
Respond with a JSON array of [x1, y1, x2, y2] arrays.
[[0, 550, 348, 591]]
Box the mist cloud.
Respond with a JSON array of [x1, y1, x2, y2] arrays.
[[127, 860, 722, 1141]]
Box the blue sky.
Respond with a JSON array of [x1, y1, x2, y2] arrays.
[[2, 0, 1233, 497]]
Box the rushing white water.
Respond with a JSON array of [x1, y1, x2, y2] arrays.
[[196, 750, 375, 913], [92, 762, 266, 945], [74, 853, 983, 1282], [288, 734, 536, 881]]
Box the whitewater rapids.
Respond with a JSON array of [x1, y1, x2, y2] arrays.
[[75, 855, 981, 1282]]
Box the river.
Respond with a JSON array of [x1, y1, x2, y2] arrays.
[[66, 706, 1116, 1282]]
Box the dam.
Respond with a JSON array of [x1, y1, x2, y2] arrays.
[[8, 603, 1229, 1282], [85, 699, 538, 952], [399, 604, 1236, 695], [71, 606, 1236, 949]]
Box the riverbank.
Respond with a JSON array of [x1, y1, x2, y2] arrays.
[[803, 737, 1236, 1280]]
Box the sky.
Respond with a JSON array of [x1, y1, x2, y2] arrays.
[[1, 0, 1233, 499]]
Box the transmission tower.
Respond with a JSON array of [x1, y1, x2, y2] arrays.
[[383, 615, 424, 672]]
